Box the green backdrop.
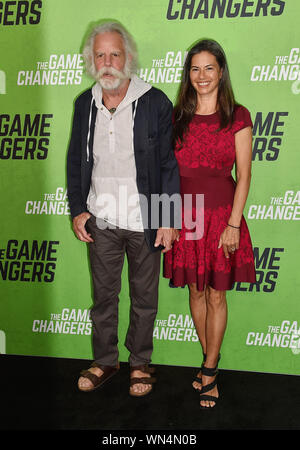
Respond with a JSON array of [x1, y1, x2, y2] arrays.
[[1, 0, 299, 375]]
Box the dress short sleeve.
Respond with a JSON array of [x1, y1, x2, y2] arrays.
[[232, 105, 253, 134]]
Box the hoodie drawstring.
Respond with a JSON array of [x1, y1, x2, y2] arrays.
[[86, 97, 94, 162], [132, 99, 138, 123]]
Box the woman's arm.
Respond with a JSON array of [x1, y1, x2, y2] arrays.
[[218, 126, 253, 258]]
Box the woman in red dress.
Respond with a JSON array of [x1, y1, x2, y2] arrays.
[[164, 39, 256, 409]]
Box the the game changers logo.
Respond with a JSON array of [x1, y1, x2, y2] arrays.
[[32, 308, 92, 335], [25, 187, 70, 215], [0, 0, 42, 26], [251, 48, 300, 85], [246, 320, 300, 354], [0, 239, 59, 282], [247, 190, 300, 221], [166, 0, 286, 20], [252, 111, 288, 162], [153, 313, 198, 342], [139, 51, 186, 85], [17, 54, 83, 86], [0, 113, 53, 160], [0, 70, 6, 94], [231, 247, 284, 293]]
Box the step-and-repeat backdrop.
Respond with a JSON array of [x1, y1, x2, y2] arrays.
[[1, 0, 299, 375]]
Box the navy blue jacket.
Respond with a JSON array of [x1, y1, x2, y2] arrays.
[[67, 86, 180, 251]]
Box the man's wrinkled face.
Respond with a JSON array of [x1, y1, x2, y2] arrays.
[[93, 31, 130, 90]]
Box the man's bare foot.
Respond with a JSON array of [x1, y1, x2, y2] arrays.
[[130, 369, 154, 396], [78, 366, 104, 391]]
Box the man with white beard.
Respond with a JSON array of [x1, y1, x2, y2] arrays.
[[67, 21, 180, 396]]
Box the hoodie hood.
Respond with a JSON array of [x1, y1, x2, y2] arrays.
[[91, 74, 152, 109]]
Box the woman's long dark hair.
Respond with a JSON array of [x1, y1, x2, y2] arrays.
[[173, 39, 237, 147]]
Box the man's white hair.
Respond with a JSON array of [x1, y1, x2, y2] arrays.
[[82, 21, 138, 80]]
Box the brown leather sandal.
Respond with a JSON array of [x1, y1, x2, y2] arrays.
[[129, 364, 156, 397], [78, 361, 120, 392]]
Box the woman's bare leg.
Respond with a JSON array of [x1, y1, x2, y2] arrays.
[[201, 286, 227, 407], [188, 283, 207, 390]]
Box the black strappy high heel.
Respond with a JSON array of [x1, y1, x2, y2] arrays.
[[192, 353, 206, 391], [199, 355, 221, 409]]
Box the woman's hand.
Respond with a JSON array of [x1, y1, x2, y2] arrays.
[[154, 228, 180, 253], [218, 225, 240, 259]]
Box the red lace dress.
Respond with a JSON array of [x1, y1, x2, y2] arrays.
[[164, 105, 256, 291]]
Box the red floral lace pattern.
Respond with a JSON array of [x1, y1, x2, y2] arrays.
[[175, 121, 236, 172], [175, 106, 252, 172], [163, 106, 255, 289], [164, 204, 254, 277]]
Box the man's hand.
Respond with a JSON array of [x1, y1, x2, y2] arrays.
[[72, 212, 94, 243], [154, 228, 180, 253]]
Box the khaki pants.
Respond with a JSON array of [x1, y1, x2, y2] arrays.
[[86, 216, 161, 367]]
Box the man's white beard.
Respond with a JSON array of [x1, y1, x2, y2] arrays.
[[96, 64, 131, 91]]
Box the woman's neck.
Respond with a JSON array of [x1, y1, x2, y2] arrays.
[[196, 93, 218, 115]]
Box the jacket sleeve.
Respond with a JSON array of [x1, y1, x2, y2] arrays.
[[157, 94, 181, 228], [66, 98, 88, 219]]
